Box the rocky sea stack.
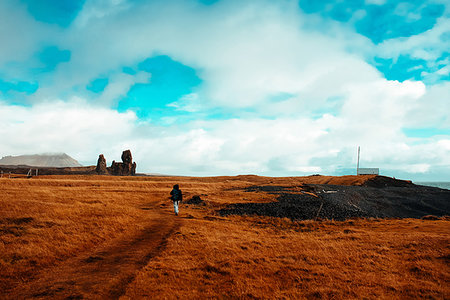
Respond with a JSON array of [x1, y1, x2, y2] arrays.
[[95, 154, 107, 174], [96, 150, 136, 176]]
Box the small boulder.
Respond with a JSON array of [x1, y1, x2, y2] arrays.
[[186, 195, 206, 205]]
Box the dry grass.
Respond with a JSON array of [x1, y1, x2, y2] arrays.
[[122, 215, 450, 299], [0, 175, 180, 293], [0, 175, 449, 299]]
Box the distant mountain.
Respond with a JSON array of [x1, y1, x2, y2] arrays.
[[0, 153, 83, 168]]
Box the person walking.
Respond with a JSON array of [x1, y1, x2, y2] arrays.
[[170, 184, 182, 216]]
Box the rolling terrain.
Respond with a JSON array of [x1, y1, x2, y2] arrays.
[[1, 175, 449, 299], [0, 153, 82, 168]]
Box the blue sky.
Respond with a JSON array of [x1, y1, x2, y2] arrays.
[[0, 0, 449, 180]]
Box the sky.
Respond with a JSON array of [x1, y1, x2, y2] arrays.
[[0, 0, 449, 181]]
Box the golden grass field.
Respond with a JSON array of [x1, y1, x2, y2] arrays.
[[1, 175, 449, 299]]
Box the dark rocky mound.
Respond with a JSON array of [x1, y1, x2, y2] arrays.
[[362, 176, 414, 188], [185, 195, 206, 205], [219, 177, 450, 221]]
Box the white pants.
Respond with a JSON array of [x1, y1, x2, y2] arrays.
[[173, 201, 179, 214]]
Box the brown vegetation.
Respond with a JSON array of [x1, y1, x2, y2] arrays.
[[0, 175, 449, 299]]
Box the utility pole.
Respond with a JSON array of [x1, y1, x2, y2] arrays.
[[357, 146, 360, 175]]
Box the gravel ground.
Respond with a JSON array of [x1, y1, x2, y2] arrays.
[[219, 183, 450, 220]]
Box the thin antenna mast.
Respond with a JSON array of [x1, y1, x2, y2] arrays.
[[357, 146, 360, 175]]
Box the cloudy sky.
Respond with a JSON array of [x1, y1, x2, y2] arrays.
[[1, 0, 449, 180]]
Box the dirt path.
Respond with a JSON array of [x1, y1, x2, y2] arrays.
[[6, 205, 180, 300]]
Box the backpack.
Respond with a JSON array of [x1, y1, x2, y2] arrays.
[[172, 189, 182, 201]]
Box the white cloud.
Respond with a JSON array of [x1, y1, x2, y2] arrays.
[[438, 139, 450, 150], [403, 81, 450, 128], [74, 0, 131, 27], [375, 15, 450, 64], [13, 0, 372, 110], [0, 1, 60, 78], [365, 0, 387, 5], [96, 71, 150, 106]]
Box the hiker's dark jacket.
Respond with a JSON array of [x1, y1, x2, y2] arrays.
[[170, 188, 182, 202]]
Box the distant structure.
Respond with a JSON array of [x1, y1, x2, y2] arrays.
[[358, 168, 380, 175], [357, 146, 379, 175], [26, 168, 39, 178]]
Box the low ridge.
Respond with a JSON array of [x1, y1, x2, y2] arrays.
[[0, 153, 82, 168]]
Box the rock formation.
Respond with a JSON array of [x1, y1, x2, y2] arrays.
[[109, 150, 136, 176], [122, 150, 132, 165], [96, 154, 107, 174]]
